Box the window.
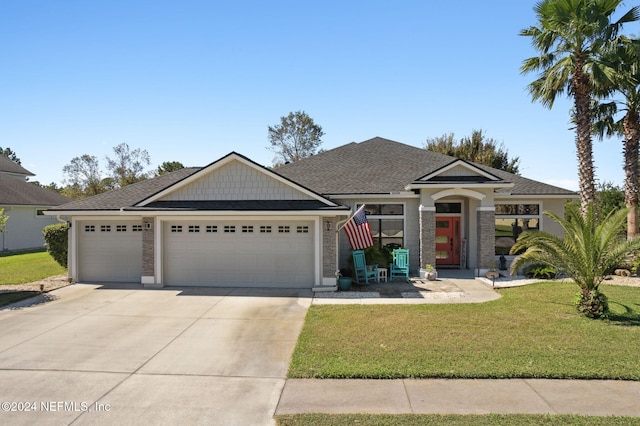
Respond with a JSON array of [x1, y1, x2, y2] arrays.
[[188, 225, 200, 233], [435, 203, 461, 214], [116, 225, 127, 232], [242, 225, 254, 233], [171, 225, 183, 233], [206, 225, 217, 233], [260, 225, 272, 233], [224, 225, 235, 233], [132, 225, 143, 232], [85, 225, 95, 232], [278, 225, 290, 233], [358, 204, 405, 250], [297, 225, 309, 233], [101, 225, 111, 232], [495, 204, 540, 254]]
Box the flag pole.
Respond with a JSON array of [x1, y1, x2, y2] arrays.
[[337, 204, 366, 232], [334, 204, 366, 283]]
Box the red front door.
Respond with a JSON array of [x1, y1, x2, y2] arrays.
[[435, 217, 461, 266]]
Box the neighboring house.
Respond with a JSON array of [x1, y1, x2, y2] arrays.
[[47, 137, 577, 289], [0, 156, 71, 251]]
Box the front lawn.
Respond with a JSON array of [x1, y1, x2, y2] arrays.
[[289, 282, 640, 379], [0, 250, 66, 285]]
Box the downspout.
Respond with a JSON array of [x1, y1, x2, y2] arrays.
[[334, 214, 351, 285]]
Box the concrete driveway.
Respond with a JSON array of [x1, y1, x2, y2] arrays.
[[0, 283, 312, 425]]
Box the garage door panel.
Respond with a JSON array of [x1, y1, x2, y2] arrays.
[[164, 221, 314, 288], [78, 221, 143, 283]]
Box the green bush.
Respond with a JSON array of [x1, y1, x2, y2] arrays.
[[523, 263, 556, 279], [43, 223, 69, 268]]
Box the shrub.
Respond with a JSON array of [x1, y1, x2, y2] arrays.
[[523, 263, 556, 279], [43, 223, 69, 268], [575, 289, 609, 319]]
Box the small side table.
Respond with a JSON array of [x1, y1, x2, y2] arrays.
[[378, 268, 388, 283]]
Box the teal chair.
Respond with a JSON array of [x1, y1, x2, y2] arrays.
[[389, 249, 410, 282], [352, 250, 379, 284]]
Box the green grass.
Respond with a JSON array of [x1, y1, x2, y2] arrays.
[[276, 414, 640, 425], [0, 251, 66, 285], [289, 282, 640, 379]]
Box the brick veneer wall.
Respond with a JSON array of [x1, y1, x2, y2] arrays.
[[322, 217, 338, 278], [419, 208, 436, 269], [142, 217, 154, 277], [476, 209, 496, 270]]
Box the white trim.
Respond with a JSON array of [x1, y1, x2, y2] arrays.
[[418, 160, 502, 182], [477, 206, 496, 212], [47, 209, 349, 217], [419, 205, 436, 212], [432, 188, 486, 201], [406, 182, 514, 190], [70, 217, 78, 282], [314, 217, 321, 288], [328, 193, 419, 199], [136, 153, 339, 208], [154, 216, 162, 286]]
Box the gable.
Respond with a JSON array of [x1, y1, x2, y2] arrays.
[[159, 159, 316, 202], [417, 160, 502, 183]]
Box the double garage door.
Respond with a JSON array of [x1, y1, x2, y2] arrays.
[[163, 220, 315, 288]]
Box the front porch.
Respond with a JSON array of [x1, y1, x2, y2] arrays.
[[313, 269, 501, 304]]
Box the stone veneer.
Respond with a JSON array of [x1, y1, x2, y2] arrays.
[[142, 217, 154, 277], [419, 208, 436, 269], [322, 217, 338, 279], [476, 209, 496, 270]]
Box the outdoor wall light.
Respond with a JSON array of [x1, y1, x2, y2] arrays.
[[324, 221, 332, 231]]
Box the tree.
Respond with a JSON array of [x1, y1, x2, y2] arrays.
[[593, 36, 640, 238], [595, 181, 625, 220], [0, 208, 8, 232], [106, 143, 151, 187], [510, 203, 640, 318], [425, 129, 520, 174], [0, 147, 21, 164], [156, 161, 185, 176], [520, 0, 639, 217], [267, 111, 324, 164], [62, 155, 106, 198]]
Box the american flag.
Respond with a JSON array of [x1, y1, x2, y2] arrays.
[[343, 206, 374, 250]]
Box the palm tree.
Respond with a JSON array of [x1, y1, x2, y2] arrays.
[[520, 0, 639, 218], [510, 203, 640, 318], [593, 36, 640, 238]]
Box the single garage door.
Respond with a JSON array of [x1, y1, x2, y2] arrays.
[[163, 220, 315, 288], [78, 220, 143, 282]]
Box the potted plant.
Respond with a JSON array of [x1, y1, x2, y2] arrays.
[[337, 268, 352, 291], [425, 264, 437, 281]]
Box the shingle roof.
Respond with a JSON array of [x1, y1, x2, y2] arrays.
[[0, 175, 71, 206], [275, 137, 576, 196], [49, 168, 201, 211], [0, 156, 34, 176]]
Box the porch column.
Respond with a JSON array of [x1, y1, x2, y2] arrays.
[[142, 217, 157, 287], [476, 207, 496, 272], [419, 205, 436, 269], [320, 217, 338, 288]]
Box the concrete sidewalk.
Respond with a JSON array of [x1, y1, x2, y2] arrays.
[[276, 378, 640, 417]]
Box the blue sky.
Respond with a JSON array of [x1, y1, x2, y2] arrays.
[[2, 1, 638, 191]]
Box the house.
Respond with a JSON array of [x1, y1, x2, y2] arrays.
[[46, 137, 577, 289], [0, 156, 71, 251]]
